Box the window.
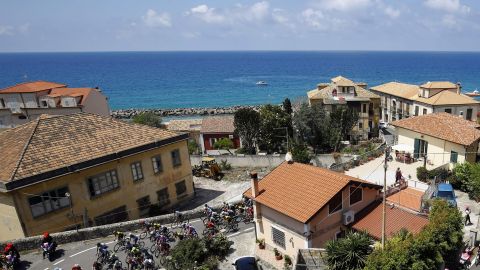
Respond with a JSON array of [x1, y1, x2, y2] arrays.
[[349, 186, 362, 205], [271, 227, 286, 248], [94, 206, 128, 226], [131, 162, 144, 181], [362, 104, 367, 113], [28, 187, 70, 218], [414, 106, 419, 116], [41, 100, 48, 107], [450, 151, 458, 163], [358, 122, 363, 129], [445, 108, 452, 114], [332, 89, 337, 96], [157, 188, 170, 207], [137, 196, 151, 212], [175, 180, 187, 196], [328, 192, 343, 214], [0, 98, 4, 108], [171, 149, 181, 167], [87, 170, 120, 197], [151, 156, 163, 174], [467, 109, 473, 121], [209, 138, 218, 147]]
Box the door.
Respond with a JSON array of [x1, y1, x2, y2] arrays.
[[414, 138, 420, 158]]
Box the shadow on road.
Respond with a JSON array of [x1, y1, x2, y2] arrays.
[[177, 188, 225, 211], [16, 260, 32, 270]]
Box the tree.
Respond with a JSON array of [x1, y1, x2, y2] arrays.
[[132, 111, 162, 128], [453, 162, 480, 200], [329, 106, 359, 150], [213, 138, 234, 154], [283, 98, 293, 114], [167, 238, 207, 270], [234, 108, 261, 154], [325, 231, 373, 270], [188, 140, 199, 155], [258, 104, 292, 153], [291, 143, 311, 164]]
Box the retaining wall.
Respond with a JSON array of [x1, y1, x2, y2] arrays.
[[0, 202, 231, 252]]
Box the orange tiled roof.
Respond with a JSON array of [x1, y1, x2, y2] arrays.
[[352, 201, 429, 239], [0, 113, 184, 187], [243, 162, 382, 223], [391, 112, 480, 146], [0, 81, 66, 93], [387, 188, 424, 212], [47, 88, 96, 105], [201, 115, 235, 134]]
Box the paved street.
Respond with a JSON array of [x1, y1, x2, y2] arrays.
[[19, 218, 254, 270]]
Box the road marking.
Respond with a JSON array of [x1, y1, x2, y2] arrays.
[[53, 259, 65, 265], [106, 240, 115, 244], [69, 246, 96, 258], [43, 268, 49, 270], [243, 227, 254, 232]]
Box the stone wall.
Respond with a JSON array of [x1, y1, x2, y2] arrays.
[[0, 202, 231, 252]]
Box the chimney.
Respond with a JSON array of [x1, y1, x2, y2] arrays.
[[250, 172, 259, 198], [456, 82, 462, 95]]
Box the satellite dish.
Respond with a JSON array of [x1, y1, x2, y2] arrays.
[[285, 152, 293, 163]]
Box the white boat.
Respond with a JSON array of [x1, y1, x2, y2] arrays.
[[466, 89, 480, 97], [256, 81, 268, 86]]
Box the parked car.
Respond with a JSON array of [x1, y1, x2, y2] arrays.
[[433, 183, 457, 207], [379, 121, 388, 129], [232, 256, 258, 270]]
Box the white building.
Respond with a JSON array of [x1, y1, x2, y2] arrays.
[[370, 81, 480, 123], [0, 81, 110, 128]]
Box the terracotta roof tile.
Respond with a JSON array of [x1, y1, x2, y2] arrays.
[[308, 76, 379, 100], [0, 81, 66, 93], [352, 201, 429, 239], [0, 113, 182, 183], [244, 162, 382, 223], [420, 81, 457, 89], [391, 112, 480, 146], [387, 188, 424, 212], [167, 119, 203, 132], [47, 88, 96, 105], [201, 116, 235, 133]]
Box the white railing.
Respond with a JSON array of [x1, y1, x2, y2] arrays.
[[407, 179, 428, 191]]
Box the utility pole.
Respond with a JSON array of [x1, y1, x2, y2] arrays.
[[382, 146, 390, 249]]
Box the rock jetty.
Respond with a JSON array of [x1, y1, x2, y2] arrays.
[[111, 105, 263, 119]]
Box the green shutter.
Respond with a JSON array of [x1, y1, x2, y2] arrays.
[[414, 139, 420, 159]]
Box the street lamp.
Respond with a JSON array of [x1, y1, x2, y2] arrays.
[[65, 192, 78, 232]]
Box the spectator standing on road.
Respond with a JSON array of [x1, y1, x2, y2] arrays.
[[465, 207, 472, 226], [395, 168, 403, 184]]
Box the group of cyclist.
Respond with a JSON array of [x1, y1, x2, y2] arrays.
[[202, 197, 253, 236]]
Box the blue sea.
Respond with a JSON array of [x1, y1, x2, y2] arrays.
[[0, 51, 479, 110]]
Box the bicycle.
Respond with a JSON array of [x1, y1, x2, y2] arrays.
[[170, 210, 189, 228]]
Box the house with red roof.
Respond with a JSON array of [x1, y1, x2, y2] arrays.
[[244, 162, 429, 262], [0, 81, 110, 128], [200, 115, 240, 154]]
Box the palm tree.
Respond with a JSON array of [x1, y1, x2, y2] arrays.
[[325, 231, 373, 270]]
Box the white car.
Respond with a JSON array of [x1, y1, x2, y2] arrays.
[[379, 121, 388, 129]]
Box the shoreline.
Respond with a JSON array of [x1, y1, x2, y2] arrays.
[[111, 105, 264, 119]]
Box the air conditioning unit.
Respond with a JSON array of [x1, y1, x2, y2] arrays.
[[343, 210, 355, 225], [228, 135, 234, 139]]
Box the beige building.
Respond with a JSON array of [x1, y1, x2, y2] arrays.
[[0, 113, 193, 241], [0, 81, 110, 128], [166, 118, 202, 153], [370, 81, 480, 123], [392, 113, 480, 170], [307, 76, 381, 140]]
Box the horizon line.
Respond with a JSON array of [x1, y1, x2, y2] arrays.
[[1, 49, 480, 54]]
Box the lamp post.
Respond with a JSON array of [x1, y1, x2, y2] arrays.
[[65, 192, 78, 232]]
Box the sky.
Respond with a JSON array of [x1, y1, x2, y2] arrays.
[[1, 0, 480, 52]]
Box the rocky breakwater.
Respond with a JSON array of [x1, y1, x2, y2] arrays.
[[111, 105, 262, 119]]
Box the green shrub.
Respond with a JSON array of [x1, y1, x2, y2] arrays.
[[416, 167, 429, 182], [219, 159, 232, 171], [188, 140, 200, 155], [204, 234, 233, 258], [167, 238, 207, 270]]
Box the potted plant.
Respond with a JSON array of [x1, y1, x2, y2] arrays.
[[274, 248, 282, 260], [284, 255, 292, 266], [256, 239, 265, 249]]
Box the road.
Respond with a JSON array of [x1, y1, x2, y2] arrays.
[[20, 218, 254, 270]]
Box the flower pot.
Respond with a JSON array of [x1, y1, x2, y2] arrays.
[[275, 255, 283, 260], [259, 244, 265, 250]]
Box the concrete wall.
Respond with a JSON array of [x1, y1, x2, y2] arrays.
[[396, 127, 476, 169], [2, 140, 193, 240], [191, 154, 350, 169], [308, 184, 380, 247], [82, 89, 111, 116], [256, 205, 307, 260], [0, 193, 25, 241]]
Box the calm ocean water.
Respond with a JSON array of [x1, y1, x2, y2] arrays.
[[0, 51, 479, 109]]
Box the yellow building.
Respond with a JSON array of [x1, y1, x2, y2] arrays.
[[392, 112, 480, 170], [307, 76, 381, 140], [0, 113, 194, 241]]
